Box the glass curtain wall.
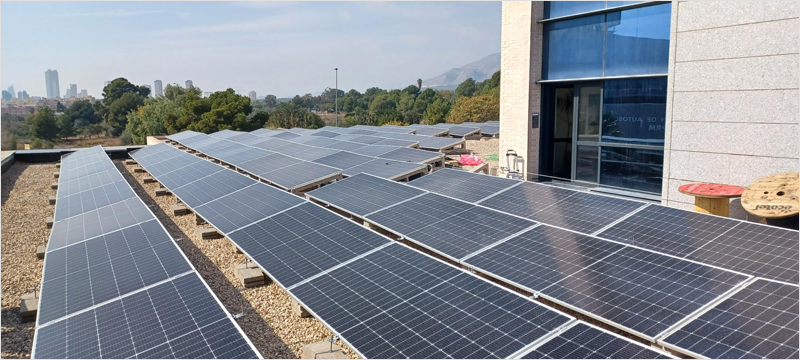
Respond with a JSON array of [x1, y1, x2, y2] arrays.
[[541, 2, 670, 195]]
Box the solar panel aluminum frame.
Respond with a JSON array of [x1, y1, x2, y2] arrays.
[[653, 277, 781, 359], [257, 164, 342, 193], [285, 243, 578, 360], [305, 181, 428, 221], [32, 155, 262, 359]]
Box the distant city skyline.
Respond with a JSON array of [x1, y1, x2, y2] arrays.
[[1, 2, 501, 98]]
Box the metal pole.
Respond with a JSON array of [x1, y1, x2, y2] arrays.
[[334, 68, 338, 127]]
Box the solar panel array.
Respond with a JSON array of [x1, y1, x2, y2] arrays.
[[133, 143, 671, 359], [305, 171, 799, 358], [521, 322, 674, 359], [34, 146, 259, 359]]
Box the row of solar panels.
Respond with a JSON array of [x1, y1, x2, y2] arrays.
[[130, 143, 674, 359], [302, 170, 798, 359], [33, 146, 260, 359]]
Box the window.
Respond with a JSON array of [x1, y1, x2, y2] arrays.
[[600, 147, 663, 194], [545, 1, 606, 18], [543, 3, 671, 80], [601, 77, 667, 146], [544, 15, 605, 79], [605, 4, 671, 76]]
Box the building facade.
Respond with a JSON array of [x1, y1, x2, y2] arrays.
[[45, 69, 60, 99], [186, 80, 193, 88], [500, 1, 799, 218], [248, 91, 257, 102], [154, 80, 163, 97]]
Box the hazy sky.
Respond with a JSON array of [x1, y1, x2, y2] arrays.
[[1, 1, 501, 98]]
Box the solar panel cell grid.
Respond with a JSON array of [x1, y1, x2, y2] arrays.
[[170, 170, 255, 207], [312, 151, 372, 170], [307, 173, 426, 217], [541, 246, 750, 339], [597, 205, 746, 257], [409, 168, 518, 203], [464, 225, 626, 291], [193, 183, 305, 233], [378, 147, 443, 164], [342, 159, 426, 179], [259, 161, 341, 190], [685, 222, 799, 284], [522, 192, 645, 234], [662, 279, 798, 359], [227, 203, 390, 288], [324, 141, 367, 151], [54, 180, 137, 221], [522, 322, 675, 359], [289, 244, 571, 359], [48, 197, 154, 251]]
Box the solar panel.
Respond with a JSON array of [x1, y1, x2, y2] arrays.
[[521, 322, 675, 359], [348, 145, 399, 157], [289, 244, 572, 359], [300, 137, 341, 148], [271, 131, 301, 140], [227, 202, 391, 288], [47, 197, 154, 251], [661, 279, 798, 359], [366, 193, 537, 260], [34, 273, 258, 359], [259, 161, 341, 191], [249, 128, 276, 137], [463, 225, 626, 290], [350, 135, 385, 144], [597, 205, 745, 257], [541, 246, 750, 339], [347, 129, 377, 136], [57, 169, 125, 198], [270, 142, 315, 157], [237, 153, 297, 177], [228, 133, 259, 143], [193, 183, 305, 233], [479, 182, 579, 213], [343, 159, 427, 180], [447, 125, 481, 137], [324, 140, 367, 151], [210, 129, 243, 139], [290, 147, 339, 161], [170, 170, 255, 207], [312, 151, 373, 170], [307, 173, 426, 217], [409, 168, 519, 202], [374, 138, 418, 147], [413, 126, 449, 136], [310, 130, 342, 138], [155, 160, 225, 189], [417, 136, 464, 150], [248, 138, 293, 151], [684, 222, 799, 284], [378, 147, 444, 164], [38, 219, 191, 324], [218, 148, 273, 165], [480, 124, 500, 136], [54, 180, 137, 221]]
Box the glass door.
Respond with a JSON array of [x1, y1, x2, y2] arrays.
[[552, 87, 574, 180], [572, 84, 601, 184]]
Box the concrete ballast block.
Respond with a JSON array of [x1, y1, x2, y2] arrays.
[[196, 228, 223, 239], [48, 196, 56, 205], [53, 172, 59, 178], [292, 299, 311, 318], [143, 176, 156, 184], [46, 217, 54, 228], [19, 292, 39, 321], [155, 188, 170, 197], [36, 246, 46, 259], [171, 204, 190, 216], [234, 262, 265, 288], [133, 166, 146, 173], [301, 342, 344, 360], [195, 214, 206, 225], [50, 182, 58, 190], [55, 163, 60, 169], [125, 159, 137, 165]]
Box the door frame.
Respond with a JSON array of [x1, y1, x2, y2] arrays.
[[570, 82, 603, 184]]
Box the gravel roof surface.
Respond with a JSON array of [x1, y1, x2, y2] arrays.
[[1, 163, 53, 359], [117, 160, 357, 359]]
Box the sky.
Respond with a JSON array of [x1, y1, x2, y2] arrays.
[[1, 1, 501, 99]]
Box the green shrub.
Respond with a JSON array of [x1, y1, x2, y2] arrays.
[[31, 138, 43, 149]]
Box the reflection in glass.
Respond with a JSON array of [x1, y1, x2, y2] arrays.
[[600, 147, 663, 194], [576, 145, 599, 183], [605, 4, 671, 76], [544, 15, 605, 79], [577, 85, 601, 142], [545, 1, 606, 18], [553, 87, 574, 179], [602, 77, 667, 146]]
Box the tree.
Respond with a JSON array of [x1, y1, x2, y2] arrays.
[[369, 94, 395, 114], [402, 85, 420, 96], [446, 94, 499, 123], [29, 107, 59, 141], [58, 113, 75, 139], [417, 78, 423, 90], [344, 107, 376, 127], [61, 100, 101, 135], [267, 102, 324, 129], [455, 78, 477, 98], [119, 130, 133, 145], [126, 97, 179, 144], [106, 92, 144, 135], [264, 94, 277, 108], [423, 98, 450, 124], [102, 78, 150, 106]]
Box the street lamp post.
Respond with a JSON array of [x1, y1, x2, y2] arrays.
[[334, 68, 338, 127]]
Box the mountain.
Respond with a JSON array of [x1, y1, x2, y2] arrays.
[[422, 53, 500, 90]]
